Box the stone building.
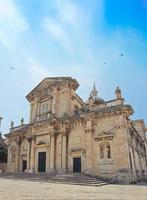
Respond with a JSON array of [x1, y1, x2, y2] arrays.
[[5, 77, 147, 183], [0, 117, 7, 172]]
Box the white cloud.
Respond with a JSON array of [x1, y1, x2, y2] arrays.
[[42, 0, 101, 51], [43, 17, 71, 50], [0, 0, 29, 48], [41, 0, 125, 92], [27, 59, 49, 83], [41, 0, 147, 92], [53, 0, 79, 26], [52, 0, 104, 28]]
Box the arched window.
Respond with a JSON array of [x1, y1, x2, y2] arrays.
[[106, 144, 111, 159], [100, 144, 104, 159], [99, 142, 111, 159]]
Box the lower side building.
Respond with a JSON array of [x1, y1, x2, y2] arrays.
[[0, 134, 7, 172]]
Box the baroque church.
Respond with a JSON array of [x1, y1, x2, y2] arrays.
[[5, 77, 147, 183]]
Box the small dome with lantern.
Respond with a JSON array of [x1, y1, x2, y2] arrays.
[[87, 83, 105, 105], [115, 86, 122, 99]]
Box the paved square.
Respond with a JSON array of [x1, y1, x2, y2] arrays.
[[0, 178, 147, 200]]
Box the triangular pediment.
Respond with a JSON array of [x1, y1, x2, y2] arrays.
[[36, 141, 48, 145], [94, 130, 115, 140], [26, 77, 79, 102]]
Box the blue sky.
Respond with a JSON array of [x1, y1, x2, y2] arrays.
[[0, 0, 147, 134]]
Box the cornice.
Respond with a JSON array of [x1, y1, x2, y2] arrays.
[[5, 104, 134, 139]]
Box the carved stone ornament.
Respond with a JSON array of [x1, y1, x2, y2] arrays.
[[70, 147, 86, 154]]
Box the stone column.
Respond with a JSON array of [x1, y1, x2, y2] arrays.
[[50, 132, 55, 171], [27, 138, 32, 170], [30, 103, 33, 123], [30, 138, 35, 172], [16, 140, 20, 172], [62, 132, 67, 172], [85, 129, 93, 174]]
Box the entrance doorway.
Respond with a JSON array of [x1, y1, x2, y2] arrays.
[[73, 157, 81, 173], [22, 160, 27, 172], [38, 152, 46, 172]]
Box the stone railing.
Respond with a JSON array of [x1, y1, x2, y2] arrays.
[[10, 125, 26, 132], [36, 112, 53, 122], [97, 99, 124, 109]]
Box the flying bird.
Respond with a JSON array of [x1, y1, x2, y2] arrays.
[[10, 67, 14, 70], [120, 53, 124, 56], [104, 62, 106, 65]]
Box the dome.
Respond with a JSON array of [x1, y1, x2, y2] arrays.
[[87, 84, 105, 105], [94, 96, 105, 105]]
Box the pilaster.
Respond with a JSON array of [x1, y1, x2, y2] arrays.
[[50, 132, 55, 171], [61, 132, 67, 172], [30, 137, 35, 172]]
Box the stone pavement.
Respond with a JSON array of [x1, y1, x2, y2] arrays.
[[0, 177, 147, 200]]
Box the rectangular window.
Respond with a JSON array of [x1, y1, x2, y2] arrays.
[[40, 101, 49, 114]]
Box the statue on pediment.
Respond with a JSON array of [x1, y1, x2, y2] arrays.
[[11, 121, 14, 129]]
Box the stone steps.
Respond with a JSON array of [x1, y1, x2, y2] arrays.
[[0, 173, 110, 186]]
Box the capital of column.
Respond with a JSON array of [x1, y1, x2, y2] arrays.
[[26, 137, 32, 143], [14, 137, 21, 146], [50, 131, 55, 137], [61, 131, 67, 137], [31, 135, 36, 141], [26, 136, 36, 146]]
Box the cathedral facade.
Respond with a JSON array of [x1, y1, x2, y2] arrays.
[[5, 77, 147, 183]]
